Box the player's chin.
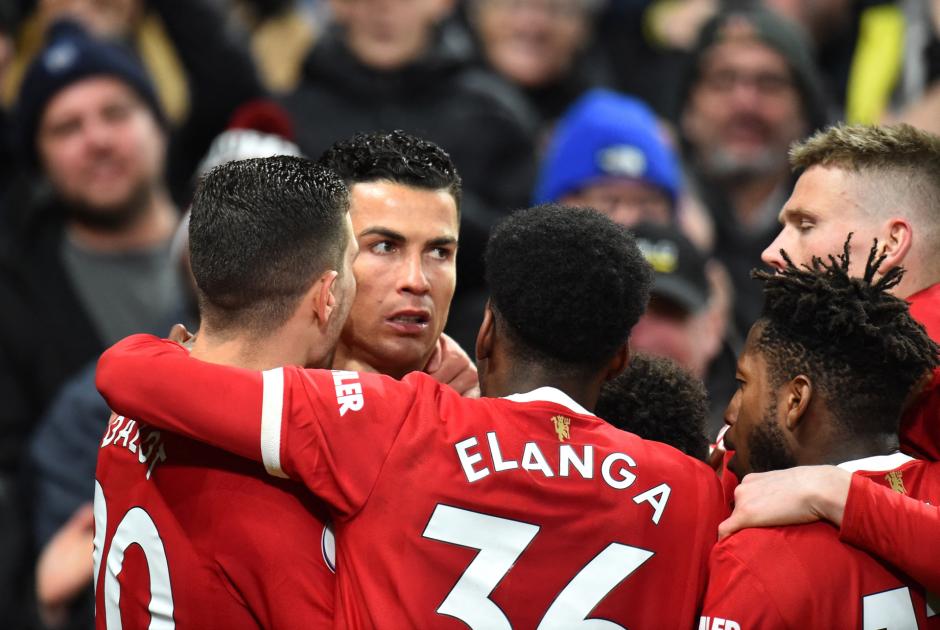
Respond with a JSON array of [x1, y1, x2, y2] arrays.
[[376, 337, 435, 369]]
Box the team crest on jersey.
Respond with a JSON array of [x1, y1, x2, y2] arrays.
[[885, 470, 907, 495], [551, 416, 570, 442]]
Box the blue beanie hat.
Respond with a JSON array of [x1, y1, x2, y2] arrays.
[[15, 20, 164, 166], [533, 89, 681, 206]]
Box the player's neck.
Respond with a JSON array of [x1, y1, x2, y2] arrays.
[[487, 366, 601, 413], [801, 432, 900, 468], [189, 328, 311, 371]]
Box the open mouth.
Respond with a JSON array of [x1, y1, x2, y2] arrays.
[[385, 311, 431, 333]]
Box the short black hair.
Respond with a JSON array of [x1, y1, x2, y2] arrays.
[[485, 204, 651, 369], [317, 130, 462, 212], [596, 354, 709, 461], [753, 237, 940, 436], [189, 156, 350, 334]]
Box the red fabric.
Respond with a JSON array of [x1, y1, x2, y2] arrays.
[[901, 283, 940, 461], [94, 408, 333, 629], [98, 334, 728, 629], [841, 462, 940, 595], [909, 283, 940, 343], [700, 458, 940, 629]]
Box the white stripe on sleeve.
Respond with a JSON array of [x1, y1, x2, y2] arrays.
[[261, 367, 288, 478]]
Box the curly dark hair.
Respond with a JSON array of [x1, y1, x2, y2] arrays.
[[596, 354, 709, 461], [485, 204, 651, 370], [753, 236, 940, 436], [190, 156, 350, 333], [317, 130, 462, 212]]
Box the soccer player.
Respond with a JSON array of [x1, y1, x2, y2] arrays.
[[762, 123, 940, 459], [318, 130, 477, 393], [93, 157, 356, 628], [699, 242, 940, 629], [720, 123, 940, 594], [97, 205, 727, 628]]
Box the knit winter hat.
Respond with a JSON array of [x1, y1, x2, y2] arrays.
[[534, 89, 681, 206], [15, 19, 164, 166]]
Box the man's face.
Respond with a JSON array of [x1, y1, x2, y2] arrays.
[[331, 0, 452, 70], [37, 76, 165, 224], [762, 165, 886, 272], [340, 181, 458, 375], [628, 296, 713, 378], [473, 0, 590, 87], [562, 179, 672, 227], [682, 39, 806, 179], [723, 323, 797, 478]]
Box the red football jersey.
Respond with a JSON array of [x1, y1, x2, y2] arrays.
[[901, 282, 940, 461], [97, 335, 728, 629], [841, 463, 940, 595], [700, 454, 940, 630], [94, 412, 335, 629]]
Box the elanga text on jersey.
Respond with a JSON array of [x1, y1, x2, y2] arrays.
[[455, 431, 673, 525]]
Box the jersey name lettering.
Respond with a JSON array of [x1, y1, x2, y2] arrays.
[[332, 370, 364, 416], [454, 431, 672, 524], [100, 414, 167, 479]]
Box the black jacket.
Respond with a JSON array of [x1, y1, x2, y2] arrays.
[[0, 207, 102, 477], [282, 23, 538, 215]]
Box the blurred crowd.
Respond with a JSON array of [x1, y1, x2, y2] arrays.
[[1, 0, 940, 628]]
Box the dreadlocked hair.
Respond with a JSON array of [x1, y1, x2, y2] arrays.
[[751, 236, 939, 436]]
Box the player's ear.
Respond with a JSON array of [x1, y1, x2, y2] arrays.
[[603, 342, 630, 382], [475, 300, 495, 363], [877, 218, 912, 273], [313, 270, 340, 328], [783, 374, 812, 431]]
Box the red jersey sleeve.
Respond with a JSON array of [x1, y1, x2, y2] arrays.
[[699, 538, 788, 630], [900, 367, 940, 461], [97, 334, 419, 516], [840, 472, 940, 594]]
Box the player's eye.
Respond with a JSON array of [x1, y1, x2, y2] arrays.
[[429, 247, 453, 261], [371, 241, 396, 255]]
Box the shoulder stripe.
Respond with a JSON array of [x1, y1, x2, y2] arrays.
[[261, 368, 288, 478]]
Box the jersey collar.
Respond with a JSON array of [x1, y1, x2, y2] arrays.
[[503, 387, 594, 417], [837, 452, 914, 473]]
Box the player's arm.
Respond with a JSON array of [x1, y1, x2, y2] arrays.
[[97, 334, 413, 515], [840, 473, 940, 594], [720, 465, 940, 593], [96, 335, 266, 462], [699, 540, 788, 629]]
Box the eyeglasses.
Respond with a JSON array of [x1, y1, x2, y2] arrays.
[[698, 68, 796, 97]]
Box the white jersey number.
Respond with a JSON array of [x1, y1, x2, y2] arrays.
[[423, 504, 654, 629], [862, 587, 917, 630], [93, 481, 176, 629]]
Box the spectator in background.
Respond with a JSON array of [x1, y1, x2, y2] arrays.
[[4, 0, 265, 204], [677, 7, 828, 335], [533, 89, 734, 432], [0, 21, 186, 628], [465, 0, 612, 134], [597, 353, 710, 462], [630, 222, 727, 435], [280, 0, 536, 215], [533, 89, 681, 229]]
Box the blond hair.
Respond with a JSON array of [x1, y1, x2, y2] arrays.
[[790, 124, 940, 230]]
